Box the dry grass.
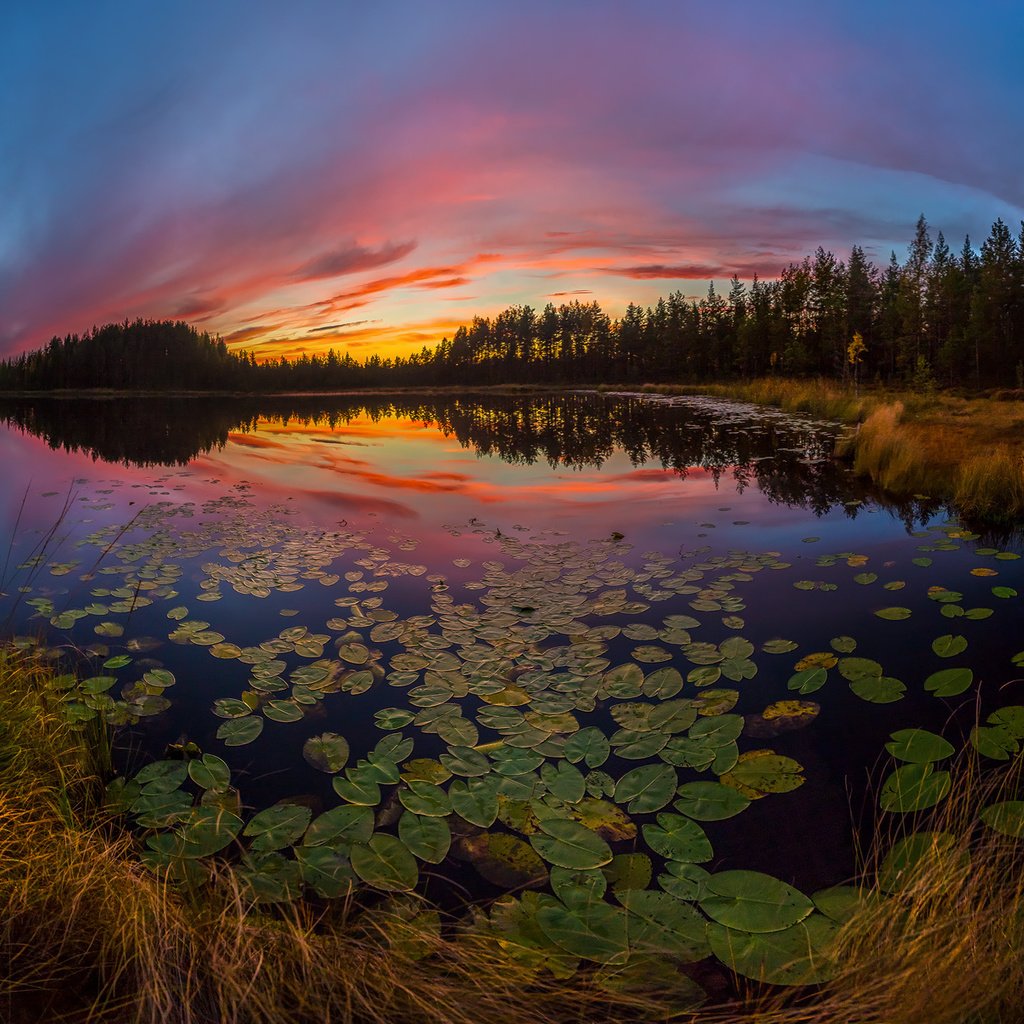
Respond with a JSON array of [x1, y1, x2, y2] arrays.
[[4, 647, 1024, 1024], [610, 379, 1024, 520], [716, 755, 1024, 1024], [0, 649, 687, 1024]]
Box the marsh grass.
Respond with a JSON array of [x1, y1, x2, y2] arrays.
[[606, 379, 1024, 521], [722, 753, 1024, 1024], [0, 649, 682, 1024], [4, 646, 1024, 1024]]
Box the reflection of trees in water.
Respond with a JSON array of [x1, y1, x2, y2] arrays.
[[0, 393, 933, 522]]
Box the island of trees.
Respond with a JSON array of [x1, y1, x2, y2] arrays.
[[2, 214, 1023, 391]]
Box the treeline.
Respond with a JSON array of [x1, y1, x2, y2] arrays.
[[2, 214, 1023, 390]]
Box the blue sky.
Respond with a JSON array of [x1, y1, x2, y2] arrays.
[[2, 1, 1022, 358]]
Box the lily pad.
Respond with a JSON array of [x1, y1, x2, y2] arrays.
[[529, 818, 612, 870], [613, 763, 678, 814], [351, 834, 419, 892], [398, 811, 451, 863], [879, 763, 951, 813], [674, 781, 750, 821], [700, 870, 814, 933], [302, 733, 350, 773], [931, 635, 967, 659], [885, 729, 955, 764], [216, 716, 264, 746]]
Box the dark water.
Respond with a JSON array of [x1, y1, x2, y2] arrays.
[[1, 391, 1021, 976]]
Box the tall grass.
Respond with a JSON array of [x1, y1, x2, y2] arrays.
[[0, 648, 685, 1024], [4, 646, 1024, 1023]]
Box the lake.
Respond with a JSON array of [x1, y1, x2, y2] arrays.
[[2, 390, 1021, 981]]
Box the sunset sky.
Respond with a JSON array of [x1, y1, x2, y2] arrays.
[[3, 1, 1023, 362]]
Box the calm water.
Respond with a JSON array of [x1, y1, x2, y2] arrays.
[[2, 391, 1021, 978]]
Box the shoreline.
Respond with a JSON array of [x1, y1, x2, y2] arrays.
[[4, 378, 1024, 520]]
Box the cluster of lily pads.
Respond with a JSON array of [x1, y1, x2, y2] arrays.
[[5, 480, 1024, 990]]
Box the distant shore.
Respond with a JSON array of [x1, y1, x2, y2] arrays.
[[4, 379, 1024, 521]]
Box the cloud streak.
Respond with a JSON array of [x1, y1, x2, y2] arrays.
[[2, 2, 1022, 360]]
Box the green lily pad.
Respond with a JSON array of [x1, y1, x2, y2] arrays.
[[675, 781, 751, 820], [398, 811, 451, 863], [187, 754, 231, 790], [302, 733, 350, 773], [879, 763, 951, 813], [720, 751, 804, 799], [535, 901, 629, 965], [699, 870, 814, 933], [613, 763, 677, 814], [618, 889, 710, 961], [979, 801, 1024, 838], [449, 776, 500, 827], [216, 716, 263, 746], [541, 761, 586, 803], [931, 635, 967, 658], [563, 727, 611, 769], [304, 805, 374, 847], [243, 804, 313, 852], [885, 729, 955, 764], [708, 915, 837, 985], [924, 667, 973, 697], [850, 675, 905, 703], [529, 818, 612, 870], [351, 834, 419, 892], [875, 607, 911, 620], [642, 813, 713, 863], [970, 725, 1019, 760], [264, 700, 303, 723]]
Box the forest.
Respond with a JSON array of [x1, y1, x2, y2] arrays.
[[2, 215, 1023, 391]]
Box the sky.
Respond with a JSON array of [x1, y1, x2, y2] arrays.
[[2, 1, 1023, 362]]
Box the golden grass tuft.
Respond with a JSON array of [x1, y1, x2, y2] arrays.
[[955, 446, 1024, 521]]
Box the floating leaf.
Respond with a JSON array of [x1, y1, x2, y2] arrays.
[[642, 813, 713, 863], [351, 834, 418, 892], [675, 781, 750, 821], [720, 751, 804, 799], [302, 733, 350, 774], [880, 763, 951, 813], [699, 870, 814, 933], [875, 607, 911, 620], [449, 776, 500, 827], [850, 676, 905, 703], [398, 812, 451, 863], [924, 667, 973, 697], [885, 729, 955, 764], [931, 635, 967, 659], [979, 801, 1024, 838], [217, 716, 263, 746], [613, 763, 677, 814], [970, 725, 1019, 761], [461, 832, 547, 888], [708, 915, 837, 985], [535, 901, 628, 965], [264, 700, 303, 723], [530, 818, 612, 870], [564, 727, 610, 769], [304, 805, 374, 846], [794, 652, 836, 671], [787, 668, 828, 694], [243, 804, 312, 852], [188, 754, 231, 790]]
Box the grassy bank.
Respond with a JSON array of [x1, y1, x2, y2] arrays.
[[0, 649, 670, 1024], [604, 379, 1024, 521], [4, 647, 1024, 1022]]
